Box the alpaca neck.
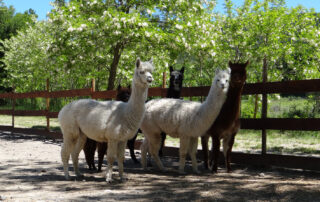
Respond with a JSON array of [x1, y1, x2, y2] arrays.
[[190, 80, 226, 136], [126, 79, 147, 116], [167, 88, 181, 99], [225, 84, 244, 119]]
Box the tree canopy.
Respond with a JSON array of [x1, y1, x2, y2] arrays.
[[1, 0, 320, 92], [0, 0, 36, 92]]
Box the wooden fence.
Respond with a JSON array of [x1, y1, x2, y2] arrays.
[[0, 78, 320, 171]]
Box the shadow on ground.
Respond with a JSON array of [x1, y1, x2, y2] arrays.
[[0, 131, 320, 201]]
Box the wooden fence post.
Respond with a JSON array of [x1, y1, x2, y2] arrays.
[[91, 79, 96, 97], [162, 72, 166, 98], [162, 72, 166, 88], [12, 86, 15, 129], [46, 79, 50, 131], [261, 56, 268, 155]]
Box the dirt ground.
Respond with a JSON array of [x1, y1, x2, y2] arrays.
[[0, 131, 320, 202]]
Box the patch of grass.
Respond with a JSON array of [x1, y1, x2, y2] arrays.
[[0, 115, 60, 130], [0, 115, 319, 157], [235, 129, 320, 156], [137, 129, 320, 156]]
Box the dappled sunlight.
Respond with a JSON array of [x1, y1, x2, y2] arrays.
[[1, 131, 320, 201]]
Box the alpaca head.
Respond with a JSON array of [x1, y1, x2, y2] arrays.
[[116, 85, 131, 102], [228, 60, 248, 88], [169, 66, 185, 91], [134, 58, 154, 87], [214, 68, 231, 93]]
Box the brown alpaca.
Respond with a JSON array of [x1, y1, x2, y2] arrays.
[[201, 61, 248, 173], [83, 85, 131, 171]]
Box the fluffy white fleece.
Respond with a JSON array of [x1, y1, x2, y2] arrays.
[[59, 58, 154, 182], [140, 69, 230, 174]]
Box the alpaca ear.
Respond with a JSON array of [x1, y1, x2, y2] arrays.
[[169, 66, 173, 72], [149, 57, 153, 64], [228, 61, 233, 67], [180, 66, 185, 74], [127, 85, 131, 89], [136, 58, 141, 68], [215, 68, 220, 74], [117, 85, 121, 91]]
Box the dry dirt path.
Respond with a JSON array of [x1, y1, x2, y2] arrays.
[[0, 131, 320, 201]]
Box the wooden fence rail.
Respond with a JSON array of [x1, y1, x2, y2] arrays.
[[0, 78, 319, 171]]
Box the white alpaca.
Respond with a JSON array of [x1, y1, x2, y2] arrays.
[[58, 58, 154, 182], [140, 69, 230, 174]]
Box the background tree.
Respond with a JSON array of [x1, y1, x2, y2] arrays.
[[1, 0, 320, 93], [0, 0, 36, 92]]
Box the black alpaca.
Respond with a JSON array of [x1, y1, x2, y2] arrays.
[[159, 66, 185, 156]]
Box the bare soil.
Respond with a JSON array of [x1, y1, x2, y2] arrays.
[[0, 131, 320, 202]]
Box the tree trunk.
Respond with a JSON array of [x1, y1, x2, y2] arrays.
[[261, 56, 268, 155], [107, 43, 122, 91]]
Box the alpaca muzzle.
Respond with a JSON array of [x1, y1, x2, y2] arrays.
[[147, 76, 153, 83]]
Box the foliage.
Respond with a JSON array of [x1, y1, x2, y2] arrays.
[[0, 1, 36, 92], [1, 0, 320, 92], [1, 21, 52, 92]]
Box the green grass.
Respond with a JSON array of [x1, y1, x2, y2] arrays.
[[0, 115, 60, 131], [0, 114, 319, 156], [241, 96, 319, 118], [136, 128, 320, 156]]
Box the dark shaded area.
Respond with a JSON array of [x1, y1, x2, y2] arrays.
[[1, 131, 320, 201]]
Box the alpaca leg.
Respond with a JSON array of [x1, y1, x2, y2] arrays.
[[223, 134, 236, 173], [201, 135, 210, 169], [89, 140, 97, 170], [148, 135, 165, 171], [98, 142, 107, 172], [189, 137, 199, 174], [117, 140, 127, 181], [106, 140, 117, 183], [211, 135, 220, 173], [159, 132, 166, 157], [61, 137, 75, 180], [84, 138, 97, 170], [140, 137, 149, 170], [71, 133, 87, 178], [127, 133, 139, 164], [83, 138, 91, 169], [179, 137, 190, 174]]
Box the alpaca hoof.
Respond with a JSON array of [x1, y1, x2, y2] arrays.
[[120, 176, 128, 182], [64, 175, 70, 180], [106, 178, 113, 183], [76, 173, 84, 179], [142, 167, 149, 171]]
